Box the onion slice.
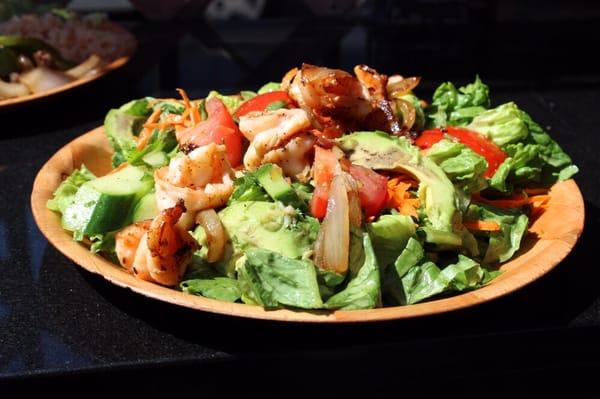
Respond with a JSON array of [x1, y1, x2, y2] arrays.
[[66, 54, 102, 79], [387, 75, 421, 98], [314, 174, 350, 273], [195, 209, 226, 263], [19, 67, 73, 93]]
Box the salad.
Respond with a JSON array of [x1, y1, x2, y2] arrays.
[[47, 64, 578, 310]]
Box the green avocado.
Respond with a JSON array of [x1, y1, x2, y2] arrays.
[[338, 131, 461, 246], [218, 201, 318, 259]]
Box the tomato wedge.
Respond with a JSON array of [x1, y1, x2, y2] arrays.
[[416, 127, 507, 177], [310, 146, 388, 219], [176, 97, 243, 167], [234, 91, 292, 118], [348, 164, 389, 218]]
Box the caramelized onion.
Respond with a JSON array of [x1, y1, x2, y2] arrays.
[[387, 75, 421, 99], [66, 54, 101, 79], [314, 174, 350, 273], [19, 67, 73, 93], [392, 98, 416, 131], [195, 209, 225, 263]]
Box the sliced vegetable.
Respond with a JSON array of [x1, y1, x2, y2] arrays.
[[234, 91, 292, 118]]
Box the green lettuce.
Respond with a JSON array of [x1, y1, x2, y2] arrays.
[[228, 171, 270, 204], [426, 76, 490, 127], [46, 165, 95, 214], [258, 82, 281, 94], [207, 90, 242, 113], [469, 102, 578, 190], [426, 139, 488, 193], [237, 248, 323, 309], [325, 233, 381, 310], [367, 214, 416, 270], [181, 277, 241, 302], [465, 203, 529, 264]]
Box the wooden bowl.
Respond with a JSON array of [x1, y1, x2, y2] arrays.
[[0, 54, 133, 108], [30, 127, 585, 322]]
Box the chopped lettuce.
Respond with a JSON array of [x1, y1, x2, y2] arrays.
[[206, 90, 242, 113], [180, 277, 241, 302], [367, 214, 416, 270], [426, 139, 488, 193], [468, 102, 529, 146], [46, 165, 95, 214], [228, 172, 270, 204], [465, 203, 529, 264], [257, 82, 281, 94], [426, 76, 490, 127], [469, 102, 578, 190], [325, 233, 381, 310], [237, 248, 323, 309]]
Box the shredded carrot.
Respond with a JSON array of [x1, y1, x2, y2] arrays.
[[136, 108, 162, 150], [387, 177, 420, 218], [463, 220, 501, 232]]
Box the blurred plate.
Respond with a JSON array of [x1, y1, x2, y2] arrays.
[[31, 127, 585, 323], [0, 53, 133, 108]]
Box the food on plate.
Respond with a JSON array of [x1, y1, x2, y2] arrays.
[[0, 8, 135, 100], [47, 64, 578, 310]]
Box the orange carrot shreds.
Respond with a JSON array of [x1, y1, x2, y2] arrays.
[[463, 220, 501, 232], [190, 105, 202, 125], [136, 128, 153, 150], [176, 88, 192, 111], [387, 178, 420, 218]]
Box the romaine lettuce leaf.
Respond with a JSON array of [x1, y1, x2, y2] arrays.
[[258, 82, 281, 94], [465, 203, 529, 264], [207, 90, 242, 113], [228, 171, 270, 204], [367, 214, 416, 270], [426, 76, 490, 127], [237, 248, 323, 309], [324, 233, 381, 310], [467, 102, 529, 146], [180, 277, 241, 302], [425, 139, 488, 193], [46, 165, 95, 214]]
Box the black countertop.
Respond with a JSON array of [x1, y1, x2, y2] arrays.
[[1, 8, 600, 395]]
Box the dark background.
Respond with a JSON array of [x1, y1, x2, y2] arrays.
[[1, 0, 600, 396]]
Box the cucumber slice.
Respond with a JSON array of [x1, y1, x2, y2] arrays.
[[132, 192, 159, 222]]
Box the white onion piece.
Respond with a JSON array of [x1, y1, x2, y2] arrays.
[[195, 209, 226, 263], [19, 67, 73, 93], [0, 80, 30, 99], [66, 54, 101, 79], [343, 173, 362, 228], [314, 174, 350, 273]]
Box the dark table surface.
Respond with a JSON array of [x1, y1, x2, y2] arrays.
[[1, 6, 600, 396]]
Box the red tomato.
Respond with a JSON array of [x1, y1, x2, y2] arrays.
[[310, 184, 329, 219], [311, 146, 388, 218], [176, 98, 243, 167], [348, 164, 389, 218], [416, 127, 507, 177], [234, 91, 292, 118]]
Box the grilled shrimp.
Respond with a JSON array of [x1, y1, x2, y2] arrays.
[[155, 143, 235, 229], [115, 201, 197, 286], [262, 133, 315, 182], [239, 108, 311, 170]]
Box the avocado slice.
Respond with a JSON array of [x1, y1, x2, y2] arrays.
[[338, 131, 461, 245], [255, 163, 307, 211], [218, 201, 318, 259]]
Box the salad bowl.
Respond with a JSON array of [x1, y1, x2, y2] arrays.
[[30, 126, 585, 322]]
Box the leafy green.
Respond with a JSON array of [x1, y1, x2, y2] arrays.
[[46, 165, 95, 214], [468, 102, 529, 147], [465, 203, 529, 264], [473, 103, 578, 190], [382, 237, 424, 304], [258, 82, 281, 94], [207, 90, 241, 113], [89, 231, 116, 255], [266, 100, 288, 111], [426, 76, 490, 127], [237, 248, 323, 309], [325, 233, 381, 310], [367, 214, 416, 270], [228, 171, 270, 204], [240, 91, 257, 100], [426, 139, 488, 193], [181, 277, 241, 302], [400, 255, 497, 305]]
